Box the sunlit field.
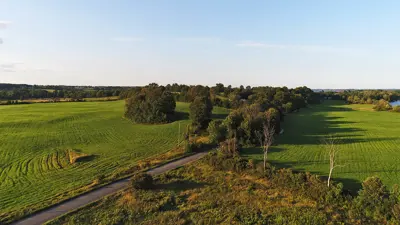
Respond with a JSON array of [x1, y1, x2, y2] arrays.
[[243, 101, 400, 191], [0, 100, 229, 221]]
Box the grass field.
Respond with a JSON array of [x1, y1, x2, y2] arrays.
[[242, 101, 400, 191], [0, 101, 229, 221]]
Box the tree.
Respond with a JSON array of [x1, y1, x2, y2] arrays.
[[131, 172, 154, 190], [125, 87, 176, 124], [373, 99, 393, 111], [323, 137, 344, 187], [255, 119, 275, 172], [283, 102, 293, 113], [189, 96, 213, 131], [96, 90, 104, 98]]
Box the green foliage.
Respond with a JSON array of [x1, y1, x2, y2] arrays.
[[189, 96, 213, 131], [373, 99, 393, 111], [131, 173, 154, 190], [349, 176, 399, 222], [392, 105, 400, 112], [282, 102, 293, 113], [222, 104, 280, 145], [207, 120, 227, 144], [125, 86, 176, 123]]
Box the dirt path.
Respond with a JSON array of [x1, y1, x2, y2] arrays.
[[12, 152, 208, 225]]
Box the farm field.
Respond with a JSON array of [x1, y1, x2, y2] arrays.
[[0, 100, 229, 222], [242, 101, 400, 191]]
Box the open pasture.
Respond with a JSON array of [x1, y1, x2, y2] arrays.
[[0, 100, 228, 219], [243, 101, 400, 190]]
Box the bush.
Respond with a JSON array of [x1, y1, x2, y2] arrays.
[[373, 99, 393, 111], [392, 106, 400, 113], [218, 138, 240, 156], [125, 86, 176, 124], [131, 173, 154, 190]]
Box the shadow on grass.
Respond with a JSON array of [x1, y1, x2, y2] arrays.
[[212, 112, 229, 120], [155, 180, 207, 192], [75, 154, 98, 163], [173, 111, 189, 121]]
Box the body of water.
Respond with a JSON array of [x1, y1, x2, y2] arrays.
[[391, 100, 400, 106]]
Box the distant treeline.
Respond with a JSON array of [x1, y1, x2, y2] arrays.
[[0, 83, 133, 101], [321, 90, 400, 104], [120, 83, 321, 112]]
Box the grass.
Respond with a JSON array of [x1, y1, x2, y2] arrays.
[[47, 160, 331, 225], [0, 100, 229, 222], [242, 100, 400, 191]]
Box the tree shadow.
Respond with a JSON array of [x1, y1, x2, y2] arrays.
[[212, 112, 229, 120], [155, 180, 207, 192], [172, 111, 189, 121], [74, 154, 98, 163]]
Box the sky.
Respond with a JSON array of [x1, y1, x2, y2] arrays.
[[0, 0, 400, 89]]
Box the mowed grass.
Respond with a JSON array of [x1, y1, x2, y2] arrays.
[[242, 101, 400, 191], [0, 101, 229, 217]]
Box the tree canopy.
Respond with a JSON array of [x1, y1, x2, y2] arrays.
[[124, 86, 176, 124]]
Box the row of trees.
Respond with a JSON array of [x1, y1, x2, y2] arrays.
[[0, 83, 129, 100], [322, 90, 400, 104]]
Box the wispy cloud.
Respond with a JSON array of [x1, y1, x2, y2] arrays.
[[0, 62, 22, 72], [0, 62, 54, 73], [176, 37, 220, 42], [111, 37, 144, 42], [0, 21, 11, 29], [236, 41, 358, 54]]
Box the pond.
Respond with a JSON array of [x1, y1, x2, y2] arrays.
[[390, 100, 400, 107]]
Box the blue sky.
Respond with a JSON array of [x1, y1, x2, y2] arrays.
[[0, 0, 399, 88]]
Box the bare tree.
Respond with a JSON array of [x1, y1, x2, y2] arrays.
[[256, 119, 275, 172], [323, 136, 345, 187]]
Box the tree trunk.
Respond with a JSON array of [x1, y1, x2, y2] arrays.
[[263, 149, 268, 171], [328, 167, 333, 187]]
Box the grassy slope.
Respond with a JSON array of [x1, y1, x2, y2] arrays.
[[242, 100, 400, 190], [0, 101, 229, 216]]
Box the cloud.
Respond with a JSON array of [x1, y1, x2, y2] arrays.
[[176, 37, 220, 42], [0, 62, 22, 72], [0, 21, 11, 29], [236, 41, 357, 54], [0, 62, 54, 73], [111, 37, 144, 42]]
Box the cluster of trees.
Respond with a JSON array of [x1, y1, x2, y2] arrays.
[[124, 84, 176, 124], [373, 99, 400, 112], [0, 83, 128, 100], [163, 83, 320, 113], [322, 89, 400, 104]]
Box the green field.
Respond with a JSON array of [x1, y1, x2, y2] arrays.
[[242, 101, 400, 190], [0, 101, 229, 220]]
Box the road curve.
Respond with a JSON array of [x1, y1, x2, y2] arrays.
[[12, 152, 208, 225]]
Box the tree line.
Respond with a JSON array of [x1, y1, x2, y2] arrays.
[[0, 83, 130, 101], [322, 89, 400, 112], [322, 89, 400, 104]]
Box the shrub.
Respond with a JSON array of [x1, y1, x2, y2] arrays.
[[218, 138, 240, 156], [373, 99, 392, 111], [350, 176, 392, 222], [392, 106, 400, 113], [131, 173, 154, 190]]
